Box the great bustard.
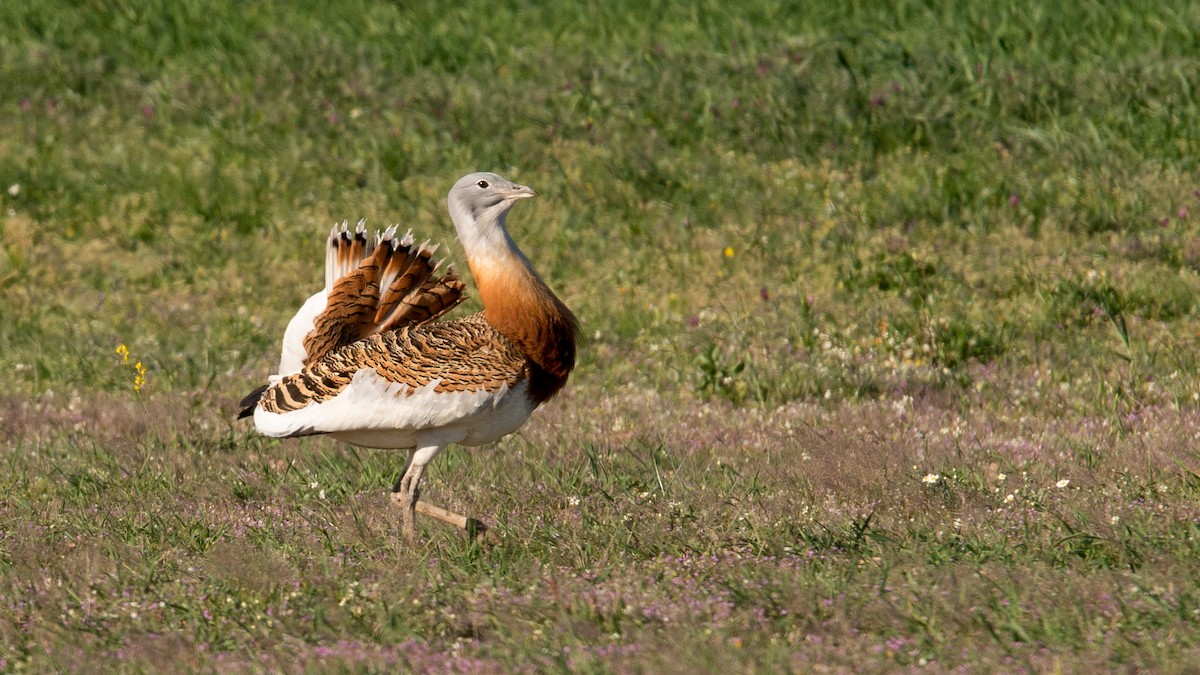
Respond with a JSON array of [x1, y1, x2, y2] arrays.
[[239, 172, 578, 541]]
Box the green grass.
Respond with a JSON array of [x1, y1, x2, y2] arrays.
[[4, 0, 1200, 670]]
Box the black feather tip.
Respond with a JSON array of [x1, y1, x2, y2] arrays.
[[237, 384, 269, 420]]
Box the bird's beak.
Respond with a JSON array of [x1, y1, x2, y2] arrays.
[[509, 184, 537, 200]]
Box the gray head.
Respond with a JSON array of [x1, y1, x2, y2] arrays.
[[447, 172, 537, 256], [448, 172, 536, 223]]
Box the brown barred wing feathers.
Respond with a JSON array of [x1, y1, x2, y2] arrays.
[[257, 313, 527, 416]]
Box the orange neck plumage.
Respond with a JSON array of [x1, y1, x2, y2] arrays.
[[469, 252, 578, 404]]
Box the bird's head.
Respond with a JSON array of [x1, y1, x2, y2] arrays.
[[448, 171, 536, 224]]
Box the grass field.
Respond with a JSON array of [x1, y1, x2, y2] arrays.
[[3, 0, 1200, 671]]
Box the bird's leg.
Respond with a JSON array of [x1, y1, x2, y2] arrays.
[[389, 459, 424, 543], [392, 451, 419, 500], [389, 446, 494, 543]]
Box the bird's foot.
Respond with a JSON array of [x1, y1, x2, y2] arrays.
[[415, 501, 496, 544]]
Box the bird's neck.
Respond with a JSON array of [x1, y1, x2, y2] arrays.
[[457, 214, 578, 404]]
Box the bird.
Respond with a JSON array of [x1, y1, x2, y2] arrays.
[[238, 172, 578, 542]]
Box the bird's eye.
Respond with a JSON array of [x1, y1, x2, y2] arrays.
[[476, 180, 489, 188]]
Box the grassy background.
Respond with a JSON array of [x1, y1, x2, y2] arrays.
[[3, 0, 1200, 670]]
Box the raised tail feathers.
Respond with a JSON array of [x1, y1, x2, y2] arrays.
[[377, 259, 466, 333], [300, 224, 466, 366], [325, 219, 374, 291]]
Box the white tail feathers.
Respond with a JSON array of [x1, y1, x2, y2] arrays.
[[325, 219, 370, 291]]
